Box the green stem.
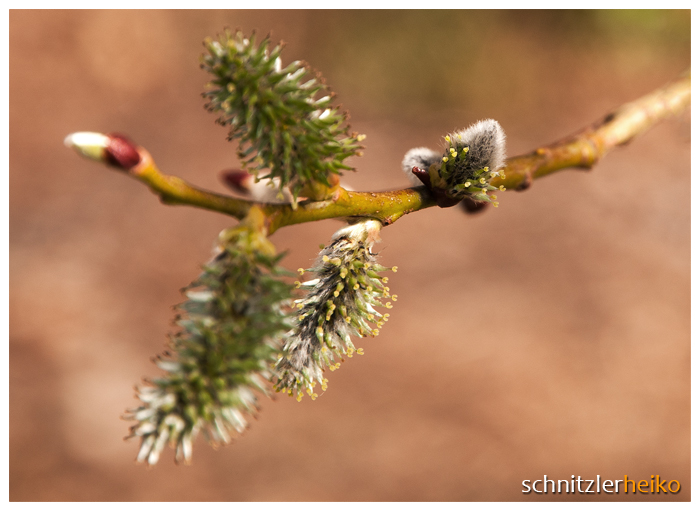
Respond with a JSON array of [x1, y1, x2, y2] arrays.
[[114, 71, 690, 230]]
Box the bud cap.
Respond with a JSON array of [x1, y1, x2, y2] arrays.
[[64, 132, 110, 162]]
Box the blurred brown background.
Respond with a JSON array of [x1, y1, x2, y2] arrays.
[[10, 10, 690, 501]]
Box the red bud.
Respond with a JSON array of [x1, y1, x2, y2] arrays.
[[220, 170, 253, 193], [105, 133, 141, 170]]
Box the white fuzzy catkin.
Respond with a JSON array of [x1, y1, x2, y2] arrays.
[[446, 119, 506, 176]]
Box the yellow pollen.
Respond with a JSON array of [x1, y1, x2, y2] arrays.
[[392, 266, 398, 272], [385, 302, 393, 309], [377, 321, 384, 327], [383, 313, 390, 320], [482, 188, 488, 193], [484, 166, 489, 172], [311, 393, 318, 400], [357, 134, 367, 141], [372, 329, 379, 336], [382, 277, 389, 283], [444, 135, 450, 142], [463, 147, 468, 152], [345, 316, 352, 323], [490, 194, 497, 200], [493, 202, 499, 207], [465, 181, 472, 187], [499, 185, 506, 191], [353, 283, 360, 290], [295, 281, 301, 288], [479, 178, 486, 184], [442, 157, 448, 162], [333, 291, 340, 297], [322, 255, 330, 262], [296, 393, 303, 402], [392, 294, 398, 301], [297, 303, 304, 309], [297, 268, 305, 275]]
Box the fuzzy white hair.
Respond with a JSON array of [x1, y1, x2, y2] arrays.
[[448, 119, 506, 173]]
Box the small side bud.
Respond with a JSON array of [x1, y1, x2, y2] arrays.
[[401, 147, 442, 186], [460, 197, 488, 214], [220, 170, 255, 194], [64, 132, 141, 170], [220, 170, 294, 203]]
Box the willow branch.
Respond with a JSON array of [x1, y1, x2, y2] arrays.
[[492, 71, 690, 191], [72, 71, 689, 232]]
